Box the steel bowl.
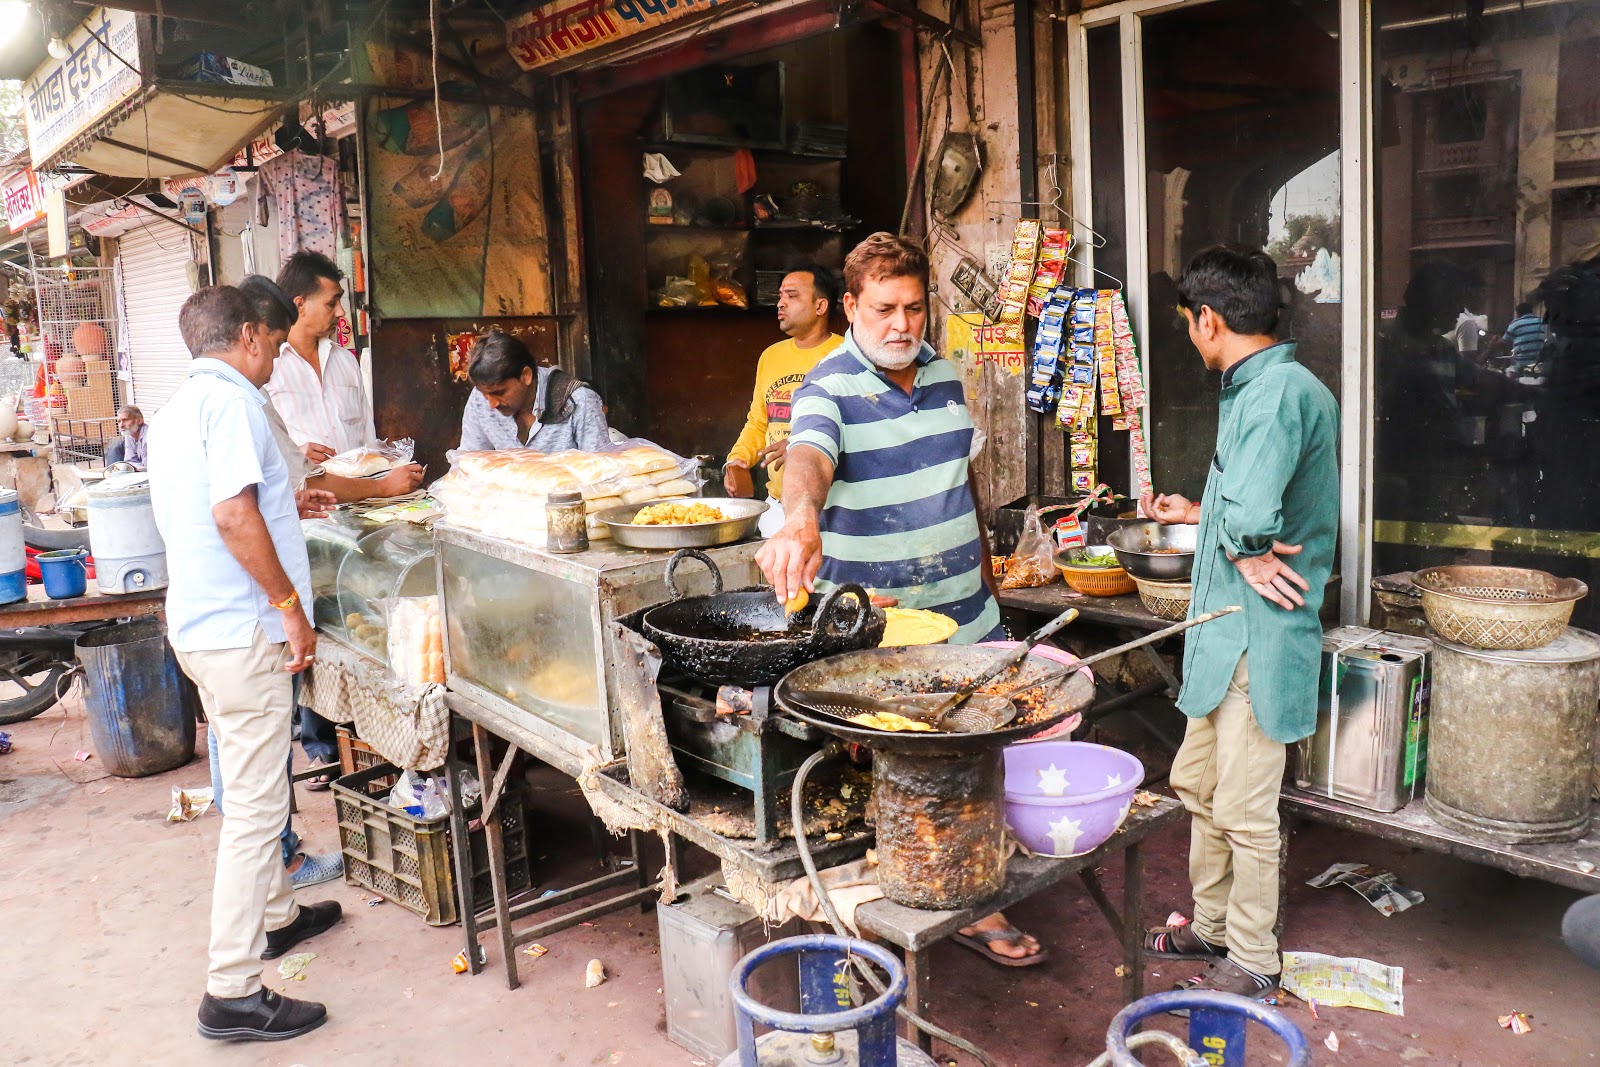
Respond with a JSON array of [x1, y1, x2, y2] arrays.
[[597, 497, 766, 550], [1107, 521, 1197, 581]]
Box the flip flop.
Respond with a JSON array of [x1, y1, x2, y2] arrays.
[[304, 774, 333, 792], [951, 922, 1050, 968]]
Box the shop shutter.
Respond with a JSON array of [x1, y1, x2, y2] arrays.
[[117, 221, 197, 413]]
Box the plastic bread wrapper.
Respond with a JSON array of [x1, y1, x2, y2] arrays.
[[320, 437, 416, 479]]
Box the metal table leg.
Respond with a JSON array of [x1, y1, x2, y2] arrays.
[[903, 947, 933, 1054], [445, 713, 482, 975], [1124, 842, 1145, 1002], [472, 721, 520, 990]]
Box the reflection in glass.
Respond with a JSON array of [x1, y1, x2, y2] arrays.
[[1139, 0, 1342, 499], [1372, 0, 1600, 628]]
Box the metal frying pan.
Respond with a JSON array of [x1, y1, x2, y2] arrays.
[[775, 645, 1097, 754]]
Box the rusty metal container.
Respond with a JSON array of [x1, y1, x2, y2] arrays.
[[873, 748, 1006, 909], [1425, 627, 1600, 844]]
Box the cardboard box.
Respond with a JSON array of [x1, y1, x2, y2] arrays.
[[62, 360, 114, 420]]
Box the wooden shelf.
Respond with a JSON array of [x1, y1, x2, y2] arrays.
[[644, 141, 846, 163]]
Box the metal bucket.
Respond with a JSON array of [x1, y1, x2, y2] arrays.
[[1425, 628, 1600, 844], [75, 619, 199, 778]]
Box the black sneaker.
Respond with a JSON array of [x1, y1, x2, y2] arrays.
[[197, 988, 327, 1041], [262, 900, 343, 960]]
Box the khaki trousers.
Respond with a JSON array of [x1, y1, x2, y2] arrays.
[[175, 626, 301, 998], [1169, 653, 1286, 975]]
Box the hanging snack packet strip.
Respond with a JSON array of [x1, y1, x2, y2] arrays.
[[1027, 229, 1072, 318], [998, 221, 1042, 326], [1027, 286, 1072, 413], [1108, 292, 1153, 498]]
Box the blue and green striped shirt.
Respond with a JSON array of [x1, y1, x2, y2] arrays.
[[788, 331, 1002, 645]]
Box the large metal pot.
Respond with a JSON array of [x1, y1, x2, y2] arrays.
[[1107, 521, 1196, 581], [642, 549, 885, 686]]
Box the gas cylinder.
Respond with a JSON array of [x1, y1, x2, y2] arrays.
[[719, 935, 939, 1067]]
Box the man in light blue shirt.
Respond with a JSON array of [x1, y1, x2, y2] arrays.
[[149, 285, 339, 1043]]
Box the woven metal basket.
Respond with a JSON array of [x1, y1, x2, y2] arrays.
[[1134, 577, 1192, 622], [1412, 566, 1587, 651]]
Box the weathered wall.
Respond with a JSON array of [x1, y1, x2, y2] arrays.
[[914, 0, 1068, 517]]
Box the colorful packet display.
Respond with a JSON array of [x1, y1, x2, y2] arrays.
[[998, 221, 1042, 326], [1026, 229, 1072, 318]]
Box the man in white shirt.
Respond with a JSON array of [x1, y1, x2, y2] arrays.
[[150, 286, 341, 1042], [267, 251, 389, 465]]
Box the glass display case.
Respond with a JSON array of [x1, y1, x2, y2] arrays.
[[304, 515, 437, 666], [434, 524, 762, 764]]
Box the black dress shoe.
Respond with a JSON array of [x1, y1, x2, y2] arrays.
[[197, 988, 327, 1041], [262, 900, 343, 960]]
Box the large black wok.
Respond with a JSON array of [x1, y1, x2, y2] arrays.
[[642, 549, 885, 687]]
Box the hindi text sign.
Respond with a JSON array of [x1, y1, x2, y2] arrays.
[[23, 8, 142, 168], [507, 0, 722, 71]]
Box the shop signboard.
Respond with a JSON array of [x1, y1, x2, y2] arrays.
[[4, 168, 45, 233], [507, 0, 722, 70], [23, 8, 143, 168]]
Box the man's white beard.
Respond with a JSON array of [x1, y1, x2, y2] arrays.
[[861, 332, 921, 370]]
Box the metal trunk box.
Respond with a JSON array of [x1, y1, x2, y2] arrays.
[[1295, 627, 1433, 813], [658, 876, 803, 1063]]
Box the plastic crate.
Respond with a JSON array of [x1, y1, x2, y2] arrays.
[[332, 762, 533, 926], [335, 724, 396, 789]]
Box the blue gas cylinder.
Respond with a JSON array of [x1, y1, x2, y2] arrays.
[[718, 935, 940, 1067]]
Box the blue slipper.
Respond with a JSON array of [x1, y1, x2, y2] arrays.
[[289, 852, 343, 890]]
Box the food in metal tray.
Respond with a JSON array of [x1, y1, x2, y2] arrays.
[[631, 501, 726, 526]]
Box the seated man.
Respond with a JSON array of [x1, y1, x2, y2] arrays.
[[105, 405, 148, 468], [459, 330, 611, 453]]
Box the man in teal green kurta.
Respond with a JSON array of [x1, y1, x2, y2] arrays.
[[1138, 245, 1339, 1003]]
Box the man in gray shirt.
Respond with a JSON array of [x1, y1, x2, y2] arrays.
[[458, 330, 611, 453]]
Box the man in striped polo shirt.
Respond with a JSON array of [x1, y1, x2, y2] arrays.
[[758, 233, 1045, 966]]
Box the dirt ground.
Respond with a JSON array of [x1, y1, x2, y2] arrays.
[[4, 693, 1599, 1067]]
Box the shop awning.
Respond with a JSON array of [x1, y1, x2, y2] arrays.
[[22, 7, 290, 178]]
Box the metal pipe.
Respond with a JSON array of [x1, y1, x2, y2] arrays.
[[1380, 0, 1575, 32]]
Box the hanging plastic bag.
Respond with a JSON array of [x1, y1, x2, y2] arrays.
[[1001, 504, 1060, 589]]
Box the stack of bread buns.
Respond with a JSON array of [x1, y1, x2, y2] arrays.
[[432, 442, 699, 547]]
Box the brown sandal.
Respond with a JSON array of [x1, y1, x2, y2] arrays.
[[951, 922, 1051, 968], [1143, 922, 1225, 961]]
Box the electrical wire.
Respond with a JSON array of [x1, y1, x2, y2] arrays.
[[428, 0, 447, 181], [790, 747, 1000, 1067]]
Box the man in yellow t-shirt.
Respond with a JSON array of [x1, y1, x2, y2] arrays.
[[724, 266, 843, 537]]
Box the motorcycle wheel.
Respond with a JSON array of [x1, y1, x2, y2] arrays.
[[0, 650, 70, 725]]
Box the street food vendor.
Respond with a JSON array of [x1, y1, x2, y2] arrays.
[[758, 233, 1042, 965], [1140, 245, 1338, 1004], [723, 266, 844, 538], [459, 330, 612, 453]]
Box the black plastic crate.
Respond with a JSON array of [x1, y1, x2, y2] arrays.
[[332, 762, 532, 926]]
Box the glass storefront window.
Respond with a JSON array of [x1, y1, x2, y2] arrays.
[[1138, 0, 1343, 499], [1372, 0, 1600, 629]]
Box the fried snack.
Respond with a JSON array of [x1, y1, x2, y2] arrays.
[[847, 711, 937, 733], [631, 501, 726, 526]]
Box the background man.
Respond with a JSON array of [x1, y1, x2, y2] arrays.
[[459, 330, 611, 453], [1139, 245, 1339, 1003], [758, 233, 1043, 965], [105, 405, 147, 467], [1503, 301, 1548, 371], [150, 286, 342, 1042], [723, 266, 843, 537]]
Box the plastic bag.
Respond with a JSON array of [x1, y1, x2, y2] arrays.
[[322, 438, 416, 479], [656, 276, 696, 308], [433, 437, 704, 549], [1001, 504, 1060, 589], [389, 769, 449, 819], [388, 596, 444, 688]]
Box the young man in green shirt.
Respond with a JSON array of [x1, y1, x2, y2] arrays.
[[1139, 245, 1340, 1002]]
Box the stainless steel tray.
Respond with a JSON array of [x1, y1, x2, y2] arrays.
[[597, 497, 767, 550]]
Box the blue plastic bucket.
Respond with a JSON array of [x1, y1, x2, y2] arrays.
[[37, 548, 88, 599]]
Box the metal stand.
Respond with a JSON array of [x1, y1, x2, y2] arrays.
[[445, 710, 675, 989]]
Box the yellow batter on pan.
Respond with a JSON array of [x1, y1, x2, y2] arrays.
[[879, 608, 959, 647], [847, 711, 937, 733]]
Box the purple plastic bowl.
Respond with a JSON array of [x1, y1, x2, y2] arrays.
[[1002, 741, 1145, 858]]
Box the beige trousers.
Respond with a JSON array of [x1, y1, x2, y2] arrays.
[[1169, 653, 1286, 975], [176, 626, 301, 998]]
